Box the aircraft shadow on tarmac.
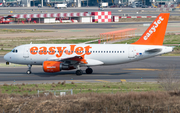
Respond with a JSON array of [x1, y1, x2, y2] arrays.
[[34, 72, 131, 77], [0, 71, 130, 77]]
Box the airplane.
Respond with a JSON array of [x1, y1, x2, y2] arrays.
[[4, 13, 173, 76]]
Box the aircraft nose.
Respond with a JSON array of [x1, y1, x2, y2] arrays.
[[4, 53, 11, 62]]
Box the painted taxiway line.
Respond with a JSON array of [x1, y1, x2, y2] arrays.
[[0, 64, 162, 72]]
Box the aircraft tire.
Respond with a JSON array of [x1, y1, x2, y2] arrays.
[[86, 68, 93, 74], [26, 70, 31, 74], [76, 70, 82, 76]]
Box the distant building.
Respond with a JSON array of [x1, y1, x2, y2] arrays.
[[1, 0, 177, 7]]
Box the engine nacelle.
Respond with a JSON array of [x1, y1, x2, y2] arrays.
[[43, 61, 75, 73]]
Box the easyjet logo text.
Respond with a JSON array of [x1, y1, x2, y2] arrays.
[[30, 45, 92, 58], [144, 16, 164, 40]]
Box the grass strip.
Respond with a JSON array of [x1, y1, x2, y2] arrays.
[[0, 29, 52, 34], [0, 82, 162, 95]]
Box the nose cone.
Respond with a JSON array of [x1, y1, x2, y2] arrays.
[[4, 54, 7, 61], [4, 53, 10, 62]]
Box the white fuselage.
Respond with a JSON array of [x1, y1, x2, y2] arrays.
[[4, 44, 173, 66]]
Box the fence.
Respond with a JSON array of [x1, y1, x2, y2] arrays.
[[37, 89, 73, 97]]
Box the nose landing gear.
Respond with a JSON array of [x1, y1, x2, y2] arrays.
[[26, 64, 32, 74]]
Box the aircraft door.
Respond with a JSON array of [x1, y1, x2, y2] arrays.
[[23, 46, 29, 58], [128, 47, 135, 58]]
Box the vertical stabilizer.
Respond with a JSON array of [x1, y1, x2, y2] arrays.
[[132, 13, 169, 45]]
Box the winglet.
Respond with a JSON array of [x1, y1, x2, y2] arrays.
[[132, 13, 169, 45]]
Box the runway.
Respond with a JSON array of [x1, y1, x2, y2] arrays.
[[0, 21, 180, 29], [0, 56, 180, 83]]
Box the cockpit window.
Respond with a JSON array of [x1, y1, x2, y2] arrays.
[[11, 49, 18, 53], [11, 49, 15, 52]]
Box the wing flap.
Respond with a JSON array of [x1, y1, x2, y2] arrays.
[[46, 55, 87, 64]]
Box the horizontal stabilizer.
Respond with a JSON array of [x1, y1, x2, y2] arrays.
[[145, 48, 162, 53]]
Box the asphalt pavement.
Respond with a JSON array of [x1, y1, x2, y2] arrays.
[[0, 21, 180, 29], [0, 56, 180, 84], [0, 7, 179, 16]]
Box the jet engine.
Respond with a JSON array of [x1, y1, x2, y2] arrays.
[[43, 61, 75, 73]]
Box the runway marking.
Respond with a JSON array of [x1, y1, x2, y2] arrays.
[[120, 79, 126, 82], [95, 80, 110, 83], [123, 68, 161, 71]]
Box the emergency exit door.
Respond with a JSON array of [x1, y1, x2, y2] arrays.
[[128, 47, 135, 58]]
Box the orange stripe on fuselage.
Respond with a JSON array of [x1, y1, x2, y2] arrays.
[[30, 45, 92, 58]]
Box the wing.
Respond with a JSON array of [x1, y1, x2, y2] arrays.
[[46, 54, 87, 64], [46, 54, 104, 66], [63, 54, 88, 64]]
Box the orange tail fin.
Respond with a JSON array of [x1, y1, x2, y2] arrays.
[[132, 13, 169, 45]]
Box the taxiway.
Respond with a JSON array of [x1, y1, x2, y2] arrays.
[[0, 56, 179, 84]]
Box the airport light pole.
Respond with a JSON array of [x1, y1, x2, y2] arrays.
[[41, 0, 43, 7]]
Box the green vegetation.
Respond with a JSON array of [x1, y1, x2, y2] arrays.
[[115, 37, 139, 44], [115, 35, 180, 45], [0, 50, 11, 55], [0, 82, 162, 95], [114, 35, 180, 56], [0, 37, 99, 55], [0, 28, 180, 56], [0, 29, 52, 34]]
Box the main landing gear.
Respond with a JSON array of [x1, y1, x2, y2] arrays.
[[26, 64, 32, 74], [75, 66, 93, 76], [86, 67, 93, 74], [76, 70, 83, 76]]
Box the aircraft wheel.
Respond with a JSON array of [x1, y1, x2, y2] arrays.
[[26, 70, 31, 74], [86, 68, 93, 74], [76, 70, 83, 76]]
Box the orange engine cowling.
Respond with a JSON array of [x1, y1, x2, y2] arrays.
[[43, 61, 75, 73]]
